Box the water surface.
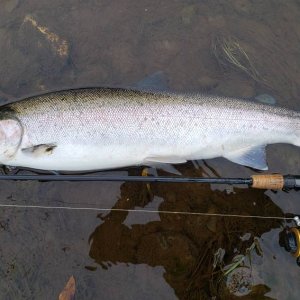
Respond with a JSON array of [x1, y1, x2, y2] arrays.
[[0, 0, 300, 299]]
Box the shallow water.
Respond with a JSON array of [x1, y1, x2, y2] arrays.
[[1, 0, 300, 299]]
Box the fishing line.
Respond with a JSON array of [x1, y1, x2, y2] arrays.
[[0, 203, 294, 221]]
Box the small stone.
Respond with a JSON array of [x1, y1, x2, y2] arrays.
[[197, 75, 218, 90], [4, 0, 19, 13], [215, 77, 255, 98], [255, 93, 276, 105], [226, 267, 252, 296], [181, 5, 196, 25]]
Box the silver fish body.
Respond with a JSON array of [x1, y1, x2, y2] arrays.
[[0, 88, 299, 171]]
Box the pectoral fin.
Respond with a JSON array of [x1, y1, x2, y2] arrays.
[[22, 143, 57, 157], [143, 156, 185, 175], [224, 145, 268, 170]]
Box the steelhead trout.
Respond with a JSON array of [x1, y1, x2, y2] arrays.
[[0, 88, 299, 171]]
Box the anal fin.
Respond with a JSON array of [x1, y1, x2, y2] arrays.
[[224, 145, 268, 170]]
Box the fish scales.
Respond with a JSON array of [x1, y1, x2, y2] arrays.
[[0, 88, 298, 171]]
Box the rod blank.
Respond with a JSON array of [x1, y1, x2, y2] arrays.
[[0, 173, 298, 190], [0, 174, 252, 185]]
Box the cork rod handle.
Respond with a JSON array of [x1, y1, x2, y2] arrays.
[[251, 174, 284, 190]]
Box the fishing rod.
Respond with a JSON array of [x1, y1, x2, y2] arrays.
[[0, 173, 299, 190], [2, 171, 300, 266]]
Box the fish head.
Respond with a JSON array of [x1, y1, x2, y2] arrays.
[[0, 118, 23, 159]]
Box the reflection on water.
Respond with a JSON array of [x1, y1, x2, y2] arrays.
[[89, 165, 283, 299], [0, 0, 300, 299]]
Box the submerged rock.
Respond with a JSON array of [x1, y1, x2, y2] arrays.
[[255, 93, 276, 105], [226, 267, 252, 296], [181, 5, 197, 25], [4, 0, 19, 13]]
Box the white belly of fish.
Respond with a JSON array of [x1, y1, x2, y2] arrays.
[[5, 114, 295, 171]]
